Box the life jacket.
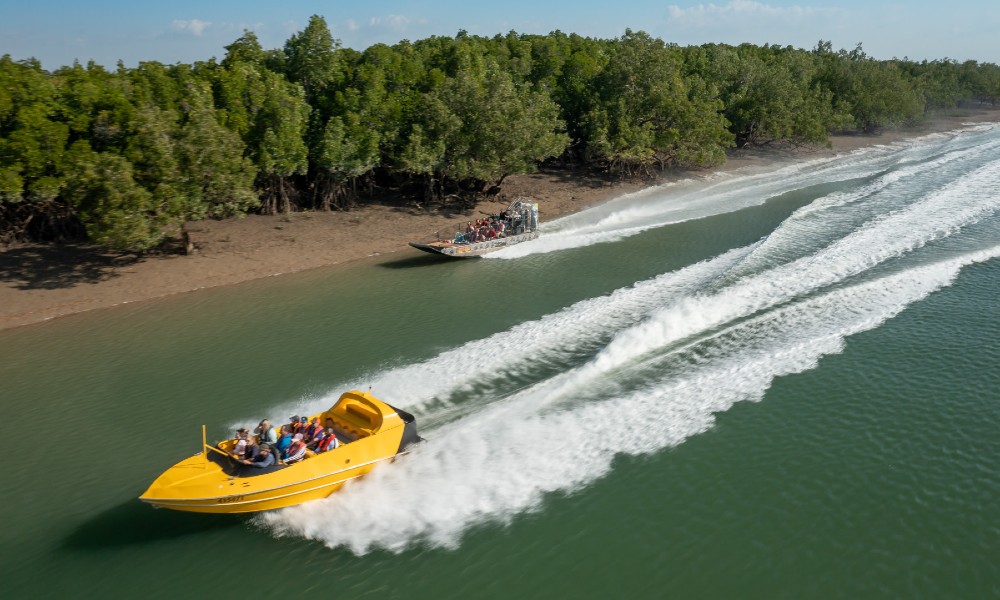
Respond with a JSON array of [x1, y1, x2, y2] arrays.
[[318, 434, 339, 452]]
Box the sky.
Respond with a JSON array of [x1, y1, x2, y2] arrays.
[[1, 0, 998, 71]]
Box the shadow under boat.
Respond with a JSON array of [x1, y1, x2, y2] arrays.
[[60, 499, 245, 551]]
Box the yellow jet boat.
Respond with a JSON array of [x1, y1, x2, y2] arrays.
[[139, 390, 420, 514]]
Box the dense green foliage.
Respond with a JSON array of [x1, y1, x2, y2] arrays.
[[2, 16, 999, 250]]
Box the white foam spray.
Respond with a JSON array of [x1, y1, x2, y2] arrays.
[[493, 123, 1000, 259], [259, 246, 1000, 554], [255, 125, 1000, 553]]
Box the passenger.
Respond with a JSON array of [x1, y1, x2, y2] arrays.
[[287, 415, 306, 434], [275, 426, 293, 455], [283, 433, 307, 463], [306, 425, 326, 450], [254, 419, 278, 445], [298, 416, 309, 434], [232, 428, 250, 458], [243, 437, 261, 462], [317, 428, 340, 452], [305, 417, 323, 441], [239, 445, 275, 468]]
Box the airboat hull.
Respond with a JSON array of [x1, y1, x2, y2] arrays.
[[409, 198, 539, 258], [408, 231, 540, 258]]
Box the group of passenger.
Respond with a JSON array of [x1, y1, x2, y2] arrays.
[[450, 209, 529, 244], [459, 216, 506, 243], [229, 414, 342, 469]]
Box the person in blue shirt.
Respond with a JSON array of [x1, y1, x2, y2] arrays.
[[275, 426, 293, 455], [239, 445, 275, 468]]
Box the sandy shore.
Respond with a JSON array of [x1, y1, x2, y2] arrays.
[[2, 107, 998, 331]]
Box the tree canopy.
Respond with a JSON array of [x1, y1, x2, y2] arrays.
[[2, 22, 998, 251]]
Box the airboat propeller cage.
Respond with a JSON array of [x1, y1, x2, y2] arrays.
[[507, 198, 539, 232]]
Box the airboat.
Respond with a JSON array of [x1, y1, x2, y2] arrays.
[[409, 198, 539, 258]]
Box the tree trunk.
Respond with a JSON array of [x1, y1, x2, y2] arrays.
[[180, 223, 195, 255], [278, 176, 291, 213]]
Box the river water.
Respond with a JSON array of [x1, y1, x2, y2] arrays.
[[3, 124, 1000, 598]]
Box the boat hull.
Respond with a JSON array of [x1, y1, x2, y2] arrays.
[[409, 231, 539, 258], [140, 453, 394, 514]]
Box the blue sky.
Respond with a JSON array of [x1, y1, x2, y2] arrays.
[[2, 0, 997, 70]]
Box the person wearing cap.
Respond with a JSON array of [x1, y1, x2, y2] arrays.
[[283, 433, 307, 463], [254, 419, 278, 445], [239, 445, 275, 468]]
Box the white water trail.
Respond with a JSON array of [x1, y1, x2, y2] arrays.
[[254, 243, 755, 427], [726, 132, 1000, 277], [250, 125, 1000, 428], [564, 155, 1000, 392], [259, 245, 1000, 554], [254, 125, 1000, 552], [493, 124, 1000, 259]]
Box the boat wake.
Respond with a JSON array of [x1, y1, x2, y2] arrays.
[[491, 124, 999, 259], [257, 124, 1000, 554]]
